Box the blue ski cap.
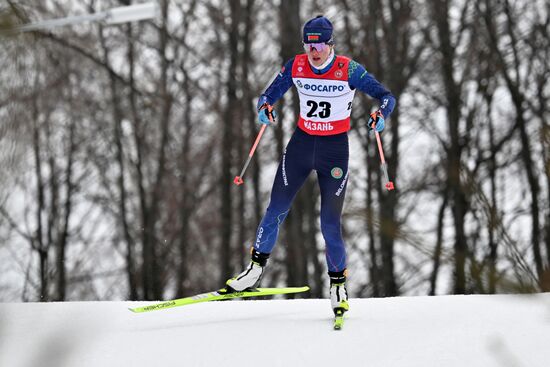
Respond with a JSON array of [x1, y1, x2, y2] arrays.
[[303, 15, 333, 44]]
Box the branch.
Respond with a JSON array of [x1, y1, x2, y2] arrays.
[[0, 203, 34, 245]]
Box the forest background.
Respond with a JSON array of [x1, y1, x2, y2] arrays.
[[0, 0, 548, 302]]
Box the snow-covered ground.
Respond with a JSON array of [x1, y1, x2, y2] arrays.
[[1, 293, 549, 367]]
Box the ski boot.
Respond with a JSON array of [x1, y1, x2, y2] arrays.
[[226, 248, 270, 292], [329, 270, 349, 314], [329, 270, 349, 330]]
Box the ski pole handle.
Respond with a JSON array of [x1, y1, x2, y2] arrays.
[[374, 130, 395, 191], [234, 124, 267, 186]]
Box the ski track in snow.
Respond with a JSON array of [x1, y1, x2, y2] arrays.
[[1, 294, 549, 367]]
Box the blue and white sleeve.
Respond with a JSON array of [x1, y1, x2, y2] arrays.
[[348, 60, 396, 119], [257, 58, 295, 110]]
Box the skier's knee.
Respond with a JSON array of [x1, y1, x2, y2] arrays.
[[264, 206, 290, 223]]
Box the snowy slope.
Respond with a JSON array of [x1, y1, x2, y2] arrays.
[[1, 293, 549, 367]]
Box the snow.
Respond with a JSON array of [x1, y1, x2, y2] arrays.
[[1, 293, 549, 367]]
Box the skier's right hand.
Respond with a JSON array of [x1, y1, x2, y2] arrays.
[[258, 103, 277, 125]]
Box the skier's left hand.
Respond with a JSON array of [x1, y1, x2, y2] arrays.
[[368, 110, 385, 132]]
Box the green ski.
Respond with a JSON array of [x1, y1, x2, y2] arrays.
[[333, 309, 345, 330], [129, 286, 310, 313]]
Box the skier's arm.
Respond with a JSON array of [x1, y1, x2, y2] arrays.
[[256, 58, 295, 111], [348, 60, 396, 119]]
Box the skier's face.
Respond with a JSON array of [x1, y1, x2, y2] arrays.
[[304, 43, 333, 67]]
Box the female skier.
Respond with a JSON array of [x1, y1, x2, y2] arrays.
[[226, 15, 396, 316]]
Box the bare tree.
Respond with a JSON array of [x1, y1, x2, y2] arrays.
[[480, 0, 549, 290], [2, 0, 549, 302]]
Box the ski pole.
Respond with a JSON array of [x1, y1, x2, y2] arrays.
[[233, 124, 267, 185], [371, 118, 395, 191], [233, 106, 274, 186]]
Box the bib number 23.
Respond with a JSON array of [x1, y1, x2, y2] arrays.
[[306, 100, 331, 118]]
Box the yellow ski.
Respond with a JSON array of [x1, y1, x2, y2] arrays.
[[129, 286, 310, 313]]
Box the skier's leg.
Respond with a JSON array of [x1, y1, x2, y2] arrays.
[[315, 132, 350, 313], [319, 170, 350, 313], [253, 129, 314, 255], [227, 129, 314, 291], [316, 135, 349, 273]]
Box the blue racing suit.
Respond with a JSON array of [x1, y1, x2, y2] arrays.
[[254, 54, 395, 272]]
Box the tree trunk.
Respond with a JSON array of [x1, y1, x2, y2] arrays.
[[432, 0, 468, 294], [55, 102, 77, 301], [177, 82, 193, 296], [237, 0, 256, 269], [220, 0, 242, 283], [143, 0, 172, 300], [176, 4, 197, 296], [99, 22, 138, 301], [430, 194, 448, 295], [32, 90, 48, 301], [481, 0, 546, 290]]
